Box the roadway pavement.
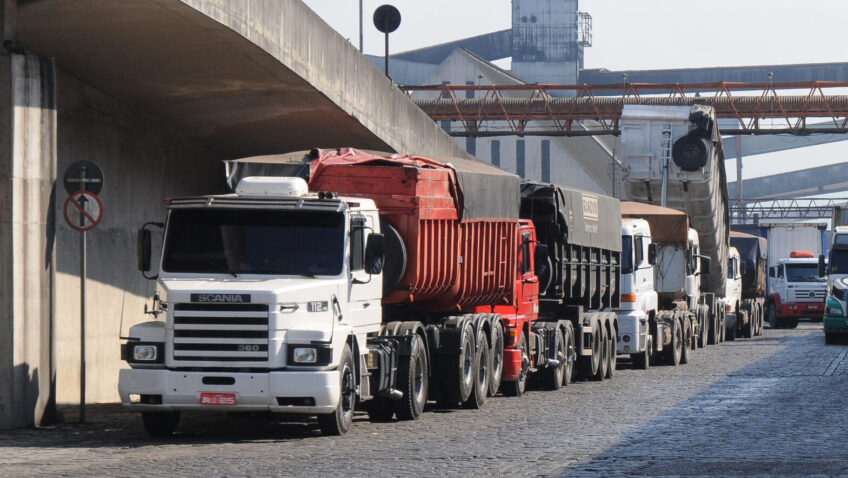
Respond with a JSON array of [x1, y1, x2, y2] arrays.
[[2, 323, 846, 477]]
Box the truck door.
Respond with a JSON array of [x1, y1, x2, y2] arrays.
[[348, 214, 383, 335]]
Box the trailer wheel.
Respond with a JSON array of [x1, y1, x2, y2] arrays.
[[825, 332, 836, 345], [318, 344, 356, 435], [395, 335, 429, 420], [444, 322, 476, 405], [719, 313, 726, 342], [664, 317, 682, 366], [743, 309, 754, 339], [594, 325, 608, 381], [726, 322, 736, 341], [605, 323, 616, 379], [463, 327, 490, 409], [488, 317, 505, 397], [697, 307, 708, 348], [672, 135, 710, 171], [786, 317, 799, 329], [680, 314, 691, 365], [632, 335, 650, 370], [564, 323, 575, 386], [541, 327, 565, 390], [707, 310, 718, 345], [501, 333, 528, 397], [141, 411, 180, 438], [578, 321, 603, 380]]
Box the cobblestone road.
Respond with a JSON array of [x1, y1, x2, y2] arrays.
[[2, 323, 847, 477]]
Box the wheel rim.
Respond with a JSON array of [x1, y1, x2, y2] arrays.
[[341, 363, 355, 414], [478, 341, 489, 389], [518, 336, 529, 386], [492, 331, 503, 383], [462, 334, 474, 388], [413, 350, 426, 405]]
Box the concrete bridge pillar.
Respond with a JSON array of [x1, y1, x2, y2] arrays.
[[0, 52, 57, 428]]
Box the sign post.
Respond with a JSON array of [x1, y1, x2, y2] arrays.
[[63, 161, 104, 424]]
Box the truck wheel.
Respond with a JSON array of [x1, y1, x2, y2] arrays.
[[632, 335, 651, 370], [787, 317, 799, 329], [698, 308, 708, 348], [605, 325, 616, 379], [463, 328, 490, 409], [680, 315, 691, 365], [541, 328, 565, 390], [594, 325, 608, 381], [742, 310, 753, 339], [719, 314, 726, 342], [501, 333, 528, 397], [366, 396, 395, 422], [578, 322, 603, 380], [825, 332, 836, 345], [488, 319, 505, 397], [396, 335, 429, 420], [564, 323, 575, 386], [664, 318, 682, 366], [767, 304, 779, 329], [318, 344, 356, 435], [707, 312, 718, 345], [726, 323, 736, 341], [141, 411, 180, 437], [444, 322, 475, 405]]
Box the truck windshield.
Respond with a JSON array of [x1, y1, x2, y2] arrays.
[[785, 263, 825, 282], [162, 209, 344, 276], [830, 248, 848, 274], [621, 236, 633, 274]]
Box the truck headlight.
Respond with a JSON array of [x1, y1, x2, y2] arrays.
[[133, 345, 158, 361], [292, 347, 317, 363]]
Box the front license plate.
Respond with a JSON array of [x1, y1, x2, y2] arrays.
[[200, 392, 237, 406]]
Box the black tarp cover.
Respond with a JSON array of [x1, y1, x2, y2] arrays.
[[521, 181, 621, 252]]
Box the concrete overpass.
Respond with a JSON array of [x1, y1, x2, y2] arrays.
[[1, 0, 468, 428], [729, 162, 848, 200]]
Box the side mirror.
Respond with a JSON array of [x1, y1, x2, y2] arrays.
[[137, 222, 164, 279], [741, 261, 748, 276], [648, 243, 658, 266], [819, 254, 826, 277], [699, 256, 711, 276], [364, 233, 385, 275], [534, 243, 552, 291]]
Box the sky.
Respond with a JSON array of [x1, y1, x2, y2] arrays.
[[302, 0, 848, 189]]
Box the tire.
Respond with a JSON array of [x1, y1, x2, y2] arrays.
[[563, 324, 575, 386], [395, 335, 429, 420], [698, 307, 708, 348], [488, 319, 505, 397], [743, 309, 754, 339], [672, 135, 710, 171], [594, 325, 608, 381], [579, 321, 603, 380], [726, 323, 736, 341], [664, 318, 682, 366], [501, 333, 528, 397], [632, 335, 650, 370], [680, 315, 691, 365], [141, 411, 180, 437], [444, 322, 475, 404], [463, 328, 490, 409], [767, 304, 779, 329], [366, 395, 395, 422], [719, 314, 726, 342], [707, 310, 718, 345], [786, 317, 799, 329], [318, 344, 356, 435], [541, 327, 565, 391], [605, 324, 617, 379], [825, 332, 835, 345]]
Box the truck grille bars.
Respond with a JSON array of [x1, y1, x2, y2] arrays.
[[172, 303, 270, 365], [404, 81, 848, 137]]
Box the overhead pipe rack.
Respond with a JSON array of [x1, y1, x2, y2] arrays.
[[404, 81, 848, 137]]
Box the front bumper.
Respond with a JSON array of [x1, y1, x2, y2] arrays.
[[118, 368, 339, 414], [615, 310, 647, 355], [823, 315, 848, 335], [780, 302, 824, 318]]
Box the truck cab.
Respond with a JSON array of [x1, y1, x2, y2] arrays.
[[823, 227, 848, 342], [767, 251, 826, 329], [723, 247, 743, 336], [120, 176, 387, 436], [616, 218, 657, 364]]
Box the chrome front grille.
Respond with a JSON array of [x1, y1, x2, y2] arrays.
[[172, 303, 269, 364]]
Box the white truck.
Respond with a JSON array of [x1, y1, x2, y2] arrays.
[[618, 104, 731, 349], [617, 203, 717, 368], [723, 246, 759, 340]]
